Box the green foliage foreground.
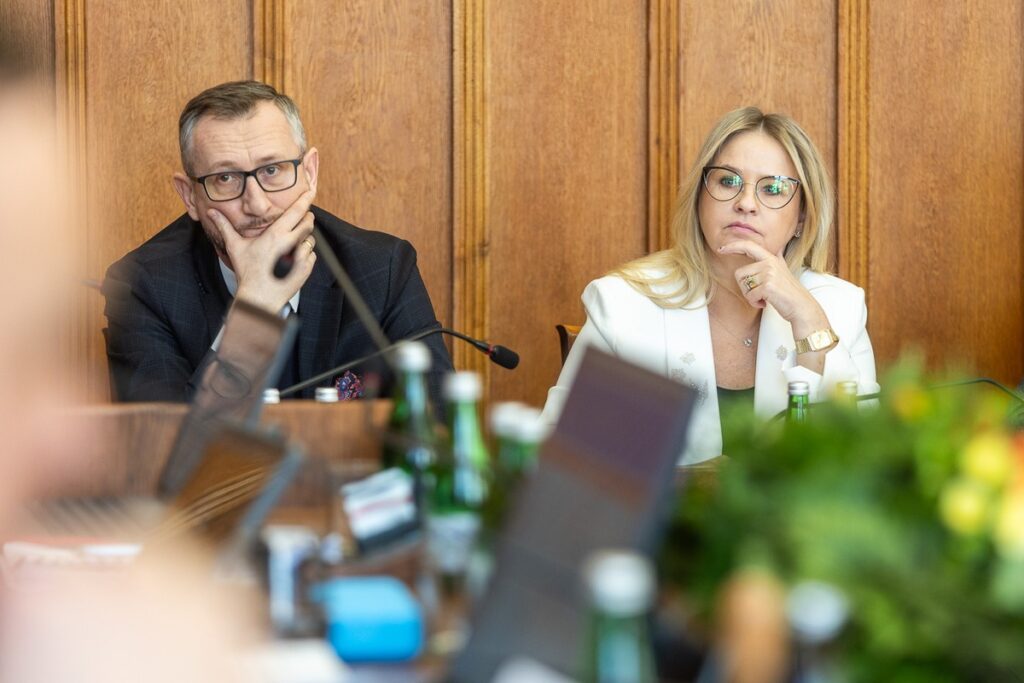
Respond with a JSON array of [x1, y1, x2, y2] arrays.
[[663, 363, 1024, 682]]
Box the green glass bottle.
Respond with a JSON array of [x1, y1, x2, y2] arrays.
[[835, 380, 858, 406], [426, 371, 490, 593], [490, 401, 528, 477], [511, 406, 546, 474], [581, 550, 658, 683], [787, 380, 810, 424], [381, 341, 437, 473]]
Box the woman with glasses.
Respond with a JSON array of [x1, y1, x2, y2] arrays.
[[541, 107, 878, 464]]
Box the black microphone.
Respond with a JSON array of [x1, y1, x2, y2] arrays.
[[440, 327, 519, 370], [279, 326, 519, 398], [272, 251, 295, 279]]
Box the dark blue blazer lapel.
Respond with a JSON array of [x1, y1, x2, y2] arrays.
[[190, 224, 231, 352], [296, 254, 343, 398]]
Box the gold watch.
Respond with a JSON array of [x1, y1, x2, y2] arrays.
[[795, 328, 839, 354]]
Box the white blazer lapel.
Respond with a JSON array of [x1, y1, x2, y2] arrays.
[[754, 303, 794, 417], [663, 297, 722, 463]]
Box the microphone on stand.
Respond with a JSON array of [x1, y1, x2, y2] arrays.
[[279, 326, 519, 398]]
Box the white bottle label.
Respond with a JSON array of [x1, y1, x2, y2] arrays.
[[426, 511, 481, 575]]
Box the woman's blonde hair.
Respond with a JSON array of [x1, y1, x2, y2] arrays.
[[613, 106, 834, 308]]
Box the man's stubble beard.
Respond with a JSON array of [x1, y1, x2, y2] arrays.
[[199, 213, 282, 269], [199, 219, 230, 266]]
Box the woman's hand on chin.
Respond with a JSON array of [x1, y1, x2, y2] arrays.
[[717, 240, 829, 335]]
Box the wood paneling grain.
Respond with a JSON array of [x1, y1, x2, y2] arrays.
[[648, 0, 680, 253], [79, 1, 252, 399], [254, 0, 290, 92], [53, 0, 91, 394], [0, 0, 54, 77], [679, 1, 837, 179], [868, 2, 1024, 382], [453, 0, 489, 381], [287, 1, 453, 331], [838, 0, 870, 287], [485, 2, 649, 404]]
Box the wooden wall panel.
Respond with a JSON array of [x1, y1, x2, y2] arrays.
[[79, 1, 252, 398], [287, 1, 453, 329], [679, 1, 837, 185], [0, 0, 54, 77], [868, 1, 1024, 383], [83, 1, 252, 281], [483, 2, 649, 404], [837, 0, 869, 287], [26, 0, 1024, 405]]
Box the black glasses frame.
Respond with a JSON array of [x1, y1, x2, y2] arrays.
[[701, 165, 801, 210], [193, 158, 303, 202]]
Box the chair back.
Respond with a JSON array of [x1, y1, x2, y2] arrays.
[[555, 323, 582, 365]]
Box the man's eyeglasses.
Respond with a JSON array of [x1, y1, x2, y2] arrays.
[[192, 158, 303, 202], [702, 166, 801, 210]]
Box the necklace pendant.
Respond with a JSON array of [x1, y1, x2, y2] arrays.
[[743, 338, 753, 348]]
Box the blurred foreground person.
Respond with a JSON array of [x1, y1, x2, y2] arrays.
[[542, 107, 879, 463], [0, 50, 262, 683], [0, 41, 85, 528]]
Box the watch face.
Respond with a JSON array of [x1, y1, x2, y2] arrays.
[[808, 329, 836, 350], [796, 329, 837, 354]]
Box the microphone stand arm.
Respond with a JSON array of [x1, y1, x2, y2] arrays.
[[279, 324, 444, 398], [311, 226, 395, 369]]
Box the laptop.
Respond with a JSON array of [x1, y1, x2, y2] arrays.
[[6, 300, 303, 576], [159, 298, 299, 496], [450, 346, 696, 681]]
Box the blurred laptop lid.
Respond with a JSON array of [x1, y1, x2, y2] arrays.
[[451, 346, 695, 681], [159, 299, 298, 497]]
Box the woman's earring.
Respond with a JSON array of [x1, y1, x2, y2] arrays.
[[794, 230, 802, 238]]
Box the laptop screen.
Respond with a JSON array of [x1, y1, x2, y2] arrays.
[[451, 347, 695, 681]]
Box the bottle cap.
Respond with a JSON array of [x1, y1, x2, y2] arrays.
[[582, 549, 655, 616], [514, 406, 549, 445], [315, 386, 340, 403], [392, 341, 431, 373], [444, 371, 482, 402], [836, 380, 858, 395], [786, 580, 849, 645], [490, 402, 526, 437], [263, 388, 281, 404], [788, 381, 810, 396]]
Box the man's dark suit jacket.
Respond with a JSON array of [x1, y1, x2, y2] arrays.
[[102, 205, 452, 403]]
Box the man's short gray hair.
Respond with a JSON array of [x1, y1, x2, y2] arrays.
[[178, 80, 307, 176]]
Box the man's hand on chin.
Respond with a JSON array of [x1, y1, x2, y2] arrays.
[[207, 188, 318, 314]]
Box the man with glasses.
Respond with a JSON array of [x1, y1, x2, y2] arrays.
[[103, 80, 452, 402]]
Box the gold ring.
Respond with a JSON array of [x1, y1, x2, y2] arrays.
[[304, 237, 315, 251], [743, 275, 759, 292]]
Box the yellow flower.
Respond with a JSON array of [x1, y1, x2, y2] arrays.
[[961, 432, 1014, 488], [891, 386, 930, 422], [940, 479, 990, 536], [995, 493, 1024, 558]]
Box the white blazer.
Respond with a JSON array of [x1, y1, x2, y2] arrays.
[[541, 270, 880, 464]]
